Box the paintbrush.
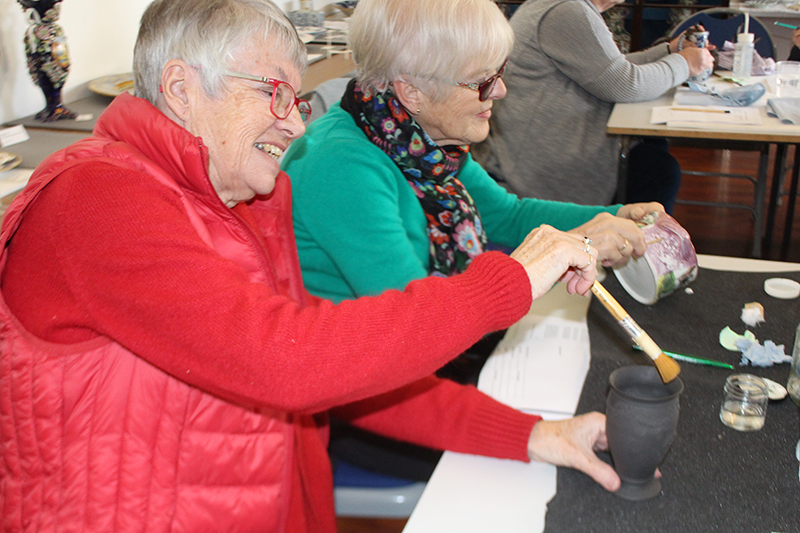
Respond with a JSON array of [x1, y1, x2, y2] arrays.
[[590, 280, 681, 383], [632, 345, 734, 369]]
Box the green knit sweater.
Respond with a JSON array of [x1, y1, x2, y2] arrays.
[[282, 102, 618, 303]]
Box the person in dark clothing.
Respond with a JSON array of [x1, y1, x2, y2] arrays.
[[789, 27, 800, 61]]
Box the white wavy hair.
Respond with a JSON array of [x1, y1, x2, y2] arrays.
[[133, 0, 307, 105], [348, 0, 514, 102]]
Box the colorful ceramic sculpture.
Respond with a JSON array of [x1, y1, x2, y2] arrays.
[[18, 0, 76, 122]]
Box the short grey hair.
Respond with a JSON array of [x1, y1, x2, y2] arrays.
[[133, 0, 307, 105], [348, 0, 513, 101]]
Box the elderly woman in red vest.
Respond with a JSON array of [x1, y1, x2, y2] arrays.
[[0, 0, 619, 531]]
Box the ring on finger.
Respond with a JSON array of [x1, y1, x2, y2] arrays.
[[582, 253, 593, 270], [619, 237, 629, 253], [583, 236, 592, 253]]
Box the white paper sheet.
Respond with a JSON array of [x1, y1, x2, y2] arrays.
[[0, 169, 32, 198], [402, 403, 572, 533], [651, 105, 762, 126], [0, 125, 30, 149], [402, 451, 557, 533], [477, 283, 591, 415], [403, 283, 592, 533]]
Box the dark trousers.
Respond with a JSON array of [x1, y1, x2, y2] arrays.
[[624, 137, 682, 214]]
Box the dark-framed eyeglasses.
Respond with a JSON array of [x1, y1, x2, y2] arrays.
[[448, 59, 508, 102], [224, 70, 312, 124]]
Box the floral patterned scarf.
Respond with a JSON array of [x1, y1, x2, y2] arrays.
[[340, 79, 487, 277]]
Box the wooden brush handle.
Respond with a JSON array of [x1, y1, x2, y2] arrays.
[[590, 281, 628, 322], [590, 281, 663, 360]]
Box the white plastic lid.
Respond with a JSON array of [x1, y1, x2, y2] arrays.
[[737, 33, 754, 44], [764, 277, 800, 299]]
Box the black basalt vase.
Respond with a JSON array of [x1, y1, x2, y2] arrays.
[[606, 365, 683, 500]]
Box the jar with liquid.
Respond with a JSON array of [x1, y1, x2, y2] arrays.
[[719, 374, 768, 431]]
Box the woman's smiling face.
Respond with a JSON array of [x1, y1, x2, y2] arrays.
[[184, 35, 307, 206]]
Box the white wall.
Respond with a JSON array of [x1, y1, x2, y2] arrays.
[[0, 0, 320, 124], [0, 0, 151, 124]]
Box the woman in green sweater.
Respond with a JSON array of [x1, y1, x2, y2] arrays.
[[282, 0, 665, 481], [284, 0, 661, 304]]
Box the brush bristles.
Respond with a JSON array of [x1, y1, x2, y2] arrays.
[[654, 353, 681, 383]]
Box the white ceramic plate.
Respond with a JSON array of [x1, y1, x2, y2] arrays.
[[89, 73, 134, 97]]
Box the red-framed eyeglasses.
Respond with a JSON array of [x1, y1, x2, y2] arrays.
[[224, 70, 312, 124]]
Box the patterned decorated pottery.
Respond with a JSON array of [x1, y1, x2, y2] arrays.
[[18, 0, 76, 122]]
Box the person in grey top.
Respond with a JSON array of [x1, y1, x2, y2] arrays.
[[473, 0, 714, 207]]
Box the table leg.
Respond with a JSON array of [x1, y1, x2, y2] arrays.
[[782, 145, 800, 255], [614, 136, 631, 204], [752, 144, 770, 258], [764, 143, 788, 250]]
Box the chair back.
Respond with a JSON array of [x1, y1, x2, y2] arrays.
[[670, 8, 775, 59]]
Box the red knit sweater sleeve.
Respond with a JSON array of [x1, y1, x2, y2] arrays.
[[2, 162, 532, 414], [331, 376, 541, 462]]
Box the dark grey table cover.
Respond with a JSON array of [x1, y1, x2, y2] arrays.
[[4, 129, 90, 170], [3, 93, 112, 133], [544, 267, 800, 533]]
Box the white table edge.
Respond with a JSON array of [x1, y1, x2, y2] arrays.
[[698, 253, 800, 272]]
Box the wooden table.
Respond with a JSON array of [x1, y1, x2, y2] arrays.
[[607, 94, 800, 144], [606, 85, 800, 257]]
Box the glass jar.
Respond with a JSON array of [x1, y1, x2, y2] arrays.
[[719, 374, 768, 431], [788, 323, 800, 407]]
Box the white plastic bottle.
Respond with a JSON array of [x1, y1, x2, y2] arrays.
[[732, 32, 754, 80]]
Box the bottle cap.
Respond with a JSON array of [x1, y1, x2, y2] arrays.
[[737, 33, 755, 44]]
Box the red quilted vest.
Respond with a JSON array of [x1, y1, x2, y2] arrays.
[[0, 94, 320, 532]]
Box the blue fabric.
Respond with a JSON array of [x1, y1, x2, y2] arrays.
[[685, 81, 766, 107]]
